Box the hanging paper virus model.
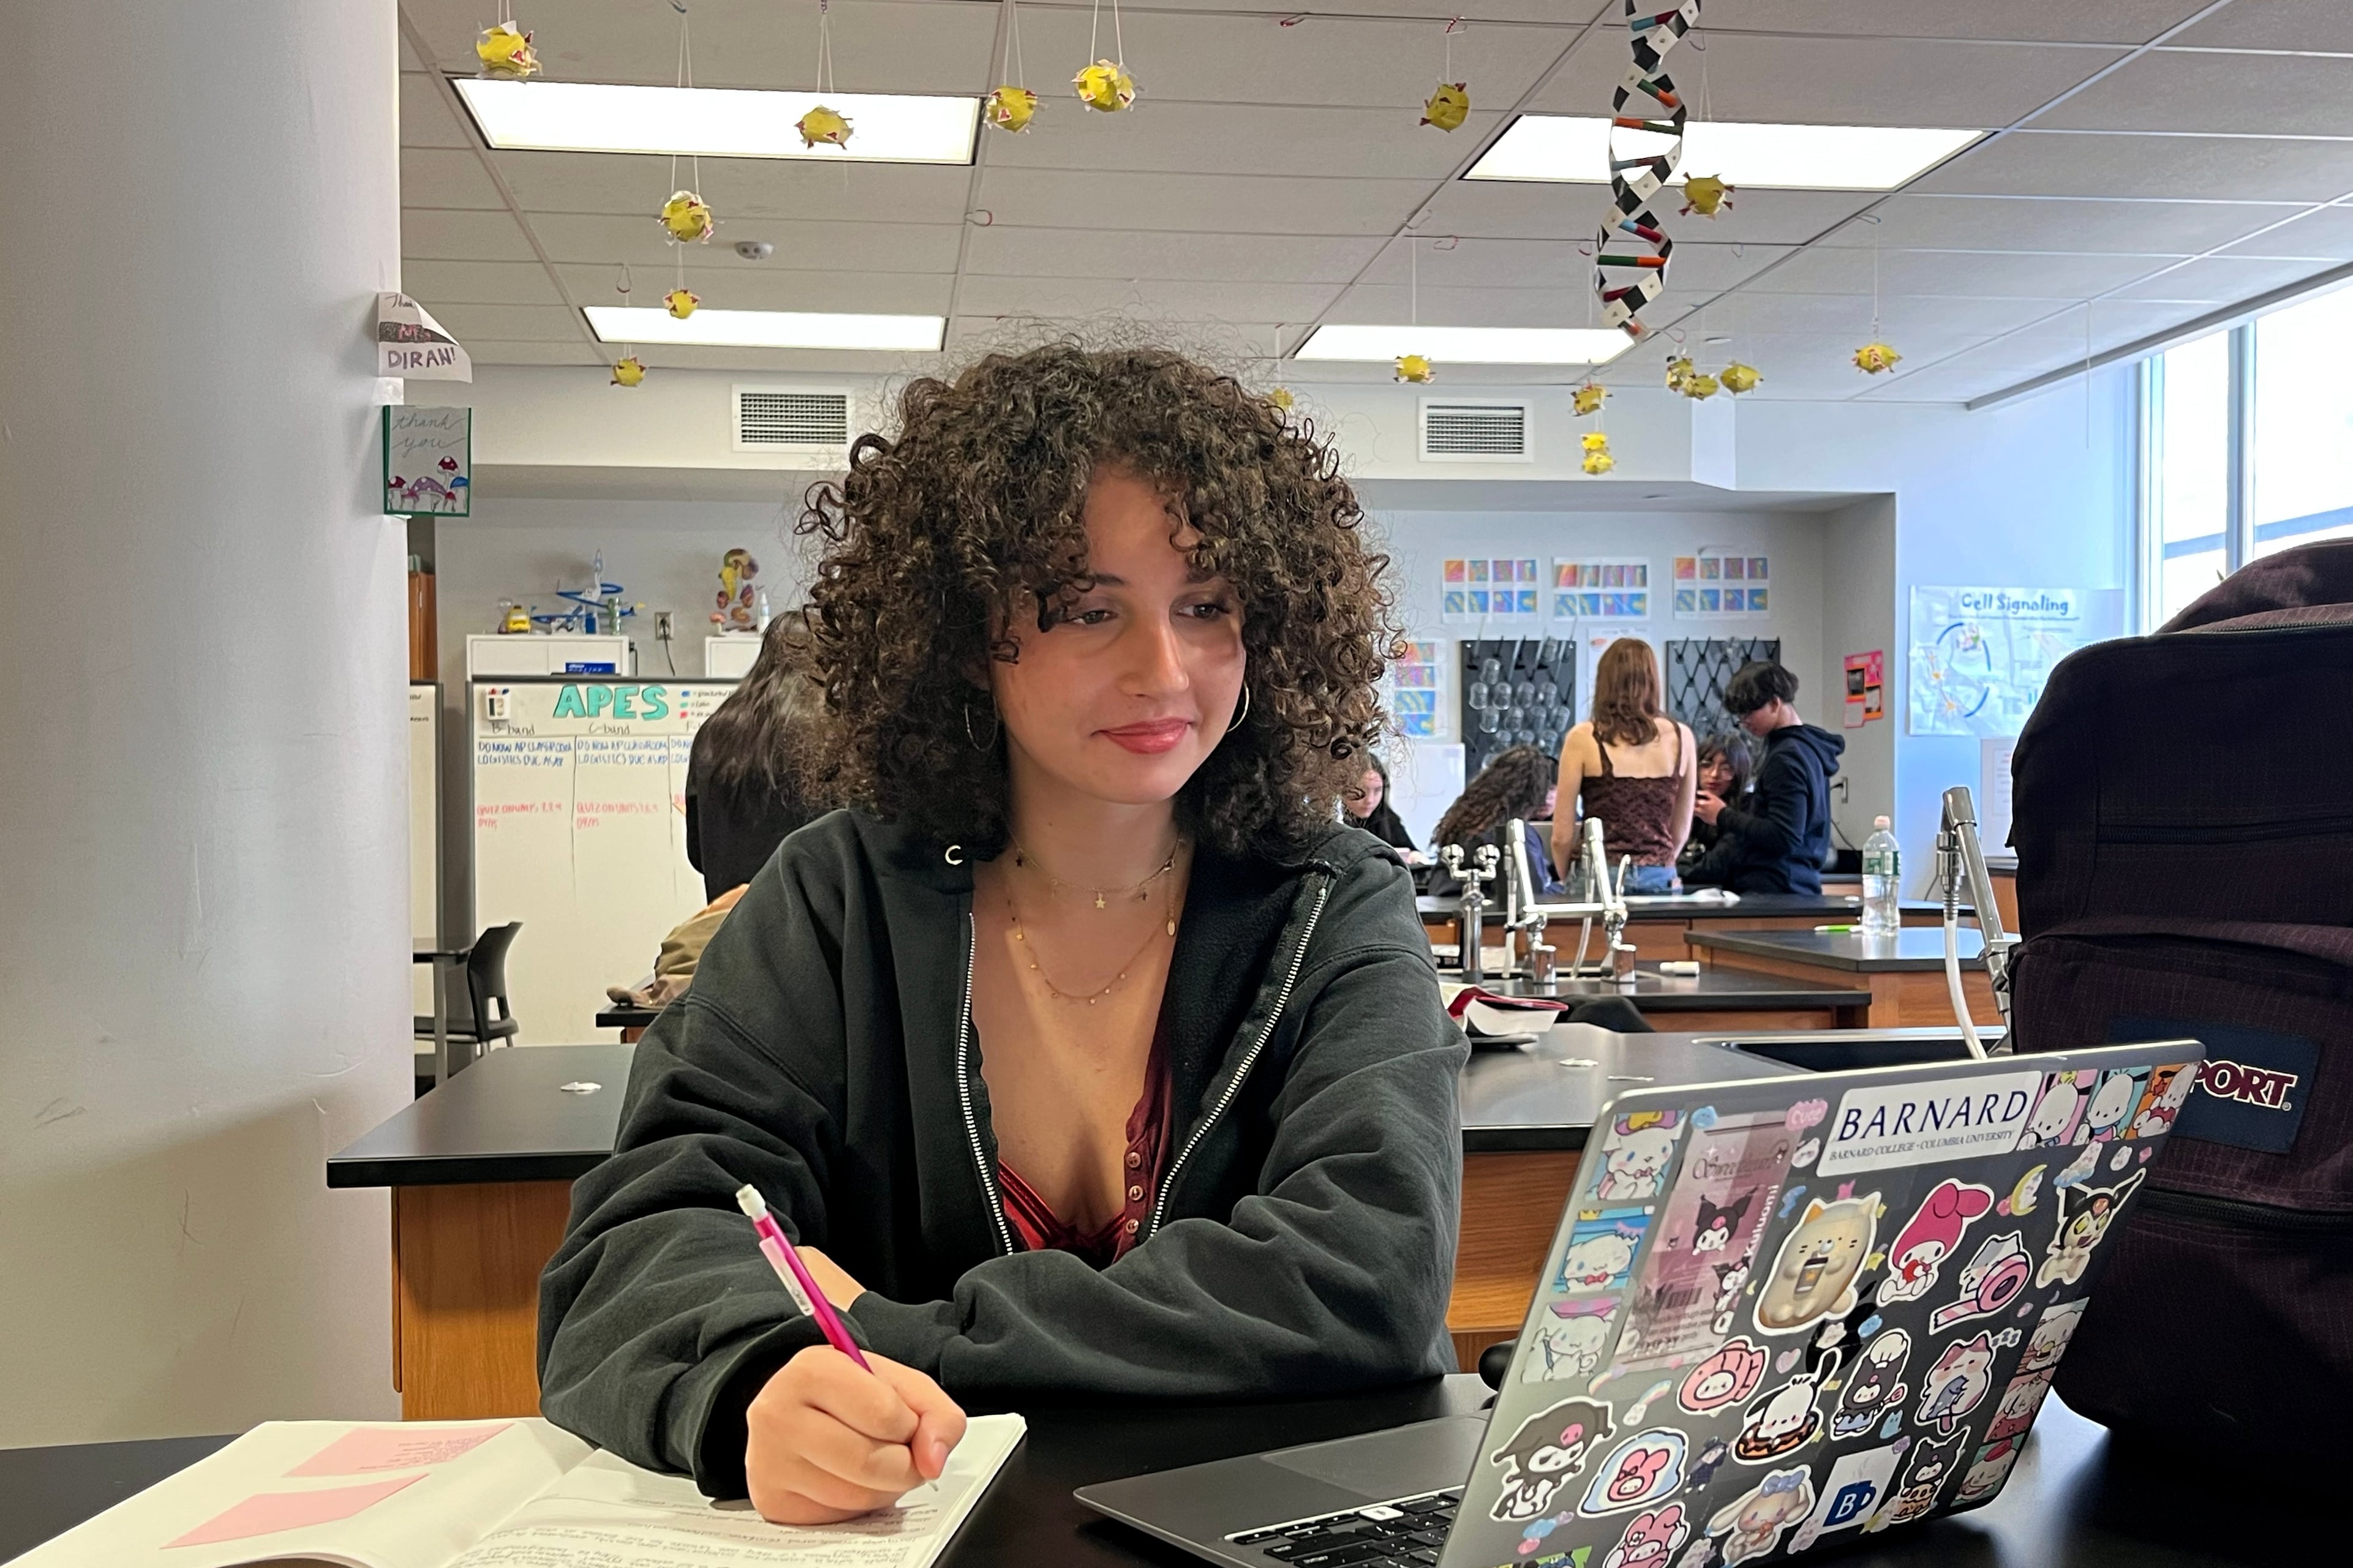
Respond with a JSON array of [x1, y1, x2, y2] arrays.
[[1422, 83, 1470, 132], [1395, 353, 1435, 384], [1581, 432, 1615, 475], [475, 21, 540, 80], [1075, 59, 1136, 111], [796, 105, 853, 149], [985, 85, 1039, 132], [611, 356, 647, 388], [661, 190, 715, 244], [1719, 361, 1761, 394], [1680, 369, 1720, 400], [1267, 387, 1296, 414], [1665, 354, 1695, 393], [1595, 0, 1702, 339], [1573, 381, 1609, 416], [664, 287, 699, 320], [1853, 341, 1903, 374], [1680, 174, 1734, 218]]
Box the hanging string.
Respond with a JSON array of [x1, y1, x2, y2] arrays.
[[1005, 0, 1026, 87], [816, 0, 836, 95], [1088, 0, 1126, 65], [1410, 237, 1419, 326], [1444, 16, 1461, 78]]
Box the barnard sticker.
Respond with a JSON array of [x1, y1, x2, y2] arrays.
[[1816, 1072, 2042, 1176], [2109, 1017, 2317, 1154]]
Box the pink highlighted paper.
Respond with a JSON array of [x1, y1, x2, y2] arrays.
[[288, 1422, 514, 1476], [167, 1475, 423, 1547]]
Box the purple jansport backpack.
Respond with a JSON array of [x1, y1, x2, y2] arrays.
[[2007, 540, 2353, 1469]]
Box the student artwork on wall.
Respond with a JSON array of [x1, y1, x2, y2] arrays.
[[1553, 557, 1651, 621], [382, 406, 472, 516], [1391, 640, 1444, 740], [1843, 651, 1885, 729], [1444, 557, 1542, 622], [1673, 553, 1771, 620], [1908, 587, 2085, 737]]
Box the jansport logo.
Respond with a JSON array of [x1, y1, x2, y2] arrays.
[[2196, 1058, 2297, 1112]]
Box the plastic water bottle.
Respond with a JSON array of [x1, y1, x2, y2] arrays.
[[1861, 816, 1902, 936]]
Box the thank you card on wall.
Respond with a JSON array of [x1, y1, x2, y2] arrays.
[[383, 406, 471, 516]]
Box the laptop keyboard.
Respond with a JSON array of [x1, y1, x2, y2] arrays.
[[1227, 1490, 1460, 1567]]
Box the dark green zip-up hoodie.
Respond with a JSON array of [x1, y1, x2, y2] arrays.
[[536, 809, 1466, 1498]]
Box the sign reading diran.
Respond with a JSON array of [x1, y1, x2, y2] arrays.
[[1817, 1071, 2042, 1175]]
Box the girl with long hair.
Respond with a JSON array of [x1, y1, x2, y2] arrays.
[[1432, 743, 1564, 896], [1552, 639, 1696, 895]]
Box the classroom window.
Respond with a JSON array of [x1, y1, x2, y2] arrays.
[[2251, 285, 2353, 559], [2146, 331, 2231, 625]]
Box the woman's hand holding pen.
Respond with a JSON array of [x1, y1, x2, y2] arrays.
[[745, 1346, 968, 1524]]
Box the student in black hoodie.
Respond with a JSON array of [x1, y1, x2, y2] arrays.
[[536, 345, 1464, 1523], [1684, 660, 1844, 895]]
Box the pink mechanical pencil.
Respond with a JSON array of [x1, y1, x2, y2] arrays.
[[736, 1184, 872, 1371]]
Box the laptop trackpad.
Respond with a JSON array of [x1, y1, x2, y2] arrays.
[[1260, 1416, 1485, 1501]]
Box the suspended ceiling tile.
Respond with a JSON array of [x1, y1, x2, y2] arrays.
[[1741, 245, 2186, 298], [962, 227, 1386, 283], [1322, 283, 1621, 330], [1423, 179, 1877, 245], [557, 265, 957, 315], [612, 343, 960, 374], [1351, 238, 1794, 293], [1717, 291, 2079, 338], [459, 340, 608, 366], [527, 210, 966, 271], [1128, 0, 1598, 21], [427, 302, 587, 343], [1851, 193, 2297, 253], [957, 276, 1340, 321], [402, 206, 542, 262], [2107, 253, 2352, 301], [492, 149, 974, 224], [1702, 0, 2215, 45], [985, 102, 1504, 181], [1918, 130, 2353, 203], [402, 147, 508, 211], [397, 0, 1000, 94], [399, 72, 475, 149], [401, 259, 568, 306], [2034, 51, 2353, 137], [1529, 32, 2123, 126], [2166, 0, 2353, 53], [2217, 203, 2353, 260], [976, 168, 1427, 236]]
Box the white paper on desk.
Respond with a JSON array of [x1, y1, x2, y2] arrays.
[[450, 1415, 1026, 1568]]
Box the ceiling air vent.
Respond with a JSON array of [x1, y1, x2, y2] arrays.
[[732, 385, 853, 455], [1419, 399, 1532, 462]]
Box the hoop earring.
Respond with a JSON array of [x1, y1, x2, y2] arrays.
[[963, 700, 1000, 749], [1226, 686, 1252, 734]]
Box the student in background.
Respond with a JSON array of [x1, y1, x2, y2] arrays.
[[1345, 752, 1424, 863], [684, 610, 821, 902], [1431, 743, 1564, 896], [1684, 661, 1843, 895], [538, 345, 1464, 1525], [1551, 639, 1695, 895], [1676, 730, 1758, 881]]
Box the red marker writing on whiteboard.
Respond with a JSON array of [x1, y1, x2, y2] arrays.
[[736, 1184, 872, 1371]]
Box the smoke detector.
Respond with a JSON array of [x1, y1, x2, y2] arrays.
[[734, 239, 775, 261]]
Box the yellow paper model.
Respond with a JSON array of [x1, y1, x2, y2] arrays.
[[1719, 361, 1761, 394], [1681, 370, 1720, 400], [1665, 355, 1695, 392], [1267, 387, 1296, 413], [1680, 174, 1734, 218], [1421, 83, 1469, 132], [1853, 341, 1903, 374], [475, 23, 540, 80], [664, 288, 699, 320], [985, 85, 1039, 132], [1395, 353, 1435, 384], [1581, 432, 1614, 475], [1074, 60, 1137, 112], [611, 356, 647, 388], [1572, 382, 1609, 416], [660, 191, 715, 244], [796, 105, 853, 149]]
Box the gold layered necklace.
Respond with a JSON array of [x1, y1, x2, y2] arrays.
[[1003, 837, 1186, 1005]]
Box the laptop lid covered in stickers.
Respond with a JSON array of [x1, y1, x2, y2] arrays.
[[1439, 1039, 2202, 1568]]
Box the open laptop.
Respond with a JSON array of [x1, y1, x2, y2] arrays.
[[1079, 1038, 2200, 1568]]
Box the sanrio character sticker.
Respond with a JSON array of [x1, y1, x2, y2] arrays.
[[1914, 1332, 2003, 1436], [1863, 1433, 1962, 1531], [2081, 1067, 2147, 1142], [1733, 1351, 1839, 1463], [2129, 1063, 2196, 1139], [1527, 1296, 1622, 1384], [1704, 1468, 1813, 1566], [1579, 1428, 1690, 1517], [2018, 1298, 2086, 1374], [1983, 1368, 2054, 1444], [1829, 1329, 1911, 1441], [1677, 1337, 1768, 1414], [1601, 1503, 1690, 1568], [2036, 1171, 2144, 1289], [1488, 1398, 1616, 1521], [1755, 1193, 1879, 1334], [1926, 1230, 2031, 1334], [1589, 1112, 1686, 1202], [1954, 1436, 2023, 1503], [1877, 1178, 1995, 1305], [1561, 1209, 1652, 1296], [2014, 1070, 2092, 1149]]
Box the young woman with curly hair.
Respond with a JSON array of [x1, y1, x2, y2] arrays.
[[1431, 743, 1567, 896], [538, 344, 1465, 1523]]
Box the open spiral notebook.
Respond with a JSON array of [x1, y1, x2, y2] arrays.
[[15, 1414, 1026, 1568]]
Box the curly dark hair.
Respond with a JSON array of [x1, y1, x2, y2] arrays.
[[1433, 745, 1557, 852], [793, 342, 1402, 857]]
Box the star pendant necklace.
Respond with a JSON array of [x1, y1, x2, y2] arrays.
[[1005, 836, 1185, 1005]]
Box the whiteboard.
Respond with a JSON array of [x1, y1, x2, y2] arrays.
[[410, 685, 440, 1017], [470, 678, 735, 1044]]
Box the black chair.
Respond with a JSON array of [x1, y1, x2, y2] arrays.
[[414, 923, 522, 1087]]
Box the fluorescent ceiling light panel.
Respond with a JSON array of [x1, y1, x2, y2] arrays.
[[1295, 325, 1632, 366], [454, 79, 979, 163], [1465, 118, 1981, 190], [585, 306, 945, 351]]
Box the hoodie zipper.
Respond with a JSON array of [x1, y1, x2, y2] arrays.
[[1147, 877, 1332, 1239], [2141, 1186, 2353, 1234], [955, 913, 1017, 1256]]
